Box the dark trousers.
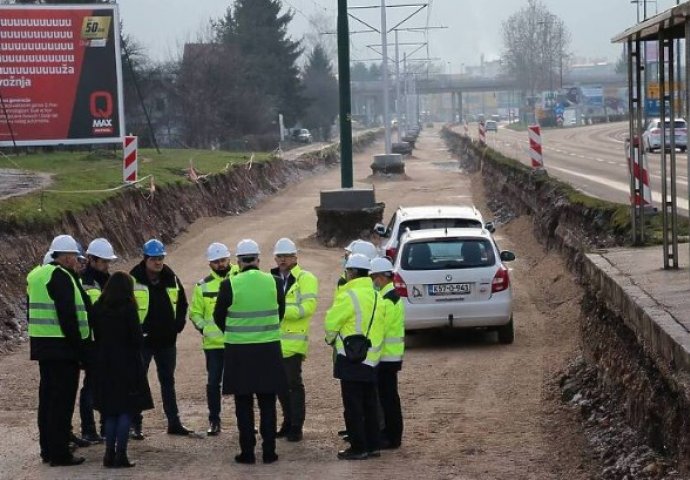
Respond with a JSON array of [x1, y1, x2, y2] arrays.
[[277, 354, 305, 432], [234, 393, 277, 456], [377, 365, 403, 445], [38, 360, 80, 461], [78, 369, 99, 436], [340, 380, 380, 453], [205, 349, 224, 424], [134, 345, 180, 428], [104, 413, 131, 452]]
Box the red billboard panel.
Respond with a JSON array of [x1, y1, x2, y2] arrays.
[[0, 5, 124, 146]]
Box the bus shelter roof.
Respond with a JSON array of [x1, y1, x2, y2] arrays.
[[612, 2, 690, 44]]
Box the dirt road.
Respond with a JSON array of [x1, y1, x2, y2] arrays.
[[0, 127, 597, 479]]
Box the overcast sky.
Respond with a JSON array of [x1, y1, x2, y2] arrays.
[[115, 0, 680, 70]]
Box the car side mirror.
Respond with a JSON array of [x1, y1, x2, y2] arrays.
[[373, 223, 389, 237], [500, 250, 516, 262], [485, 221, 496, 233]]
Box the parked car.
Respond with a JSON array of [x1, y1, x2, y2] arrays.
[[392, 228, 516, 342], [642, 118, 687, 152], [373, 205, 495, 260], [485, 120, 498, 132], [292, 128, 312, 144]]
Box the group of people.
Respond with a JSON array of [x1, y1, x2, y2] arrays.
[[26, 233, 404, 468]]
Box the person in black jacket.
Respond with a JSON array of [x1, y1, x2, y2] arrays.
[[213, 239, 287, 464], [92, 272, 154, 468], [28, 235, 91, 467], [129, 239, 191, 438]]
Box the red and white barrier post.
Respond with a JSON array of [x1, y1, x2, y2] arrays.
[[626, 139, 652, 206], [123, 135, 138, 183], [463, 120, 469, 137], [478, 121, 486, 145], [528, 124, 543, 169]]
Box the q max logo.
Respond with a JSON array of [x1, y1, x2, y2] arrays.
[[90, 91, 114, 134]]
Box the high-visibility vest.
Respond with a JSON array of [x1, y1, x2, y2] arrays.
[[280, 264, 318, 358], [27, 264, 89, 339], [225, 270, 280, 345], [324, 276, 384, 368], [379, 282, 405, 362], [81, 277, 103, 305], [132, 277, 180, 324], [190, 265, 239, 350]]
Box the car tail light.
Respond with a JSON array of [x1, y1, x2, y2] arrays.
[[385, 247, 397, 260], [679, 128, 687, 134], [491, 265, 510, 293], [393, 272, 408, 297]]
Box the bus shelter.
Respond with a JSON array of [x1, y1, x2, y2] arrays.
[[612, 2, 690, 269]]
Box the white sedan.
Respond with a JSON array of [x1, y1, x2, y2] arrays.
[[392, 228, 516, 343]]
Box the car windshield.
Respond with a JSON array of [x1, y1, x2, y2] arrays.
[[400, 238, 495, 270], [397, 218, 483, 243]]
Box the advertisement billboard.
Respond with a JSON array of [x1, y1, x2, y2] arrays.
[[0, 5, 124, 146]]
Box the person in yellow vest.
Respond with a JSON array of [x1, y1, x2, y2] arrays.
[[213, 239, 287, 465], [74, 238, 118, 445], [28, 234, 91, 467], [189, 242, 239, 436], [129, 239, 191, 439], [369, 257, 405, 450], [270, 237, 318, 442], [324, 253, 384, 461]]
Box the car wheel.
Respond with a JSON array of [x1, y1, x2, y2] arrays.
[[497, 317, 514, 344], [681, 147, 687, 153]]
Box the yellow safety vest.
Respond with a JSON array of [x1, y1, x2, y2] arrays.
[[189, 265, 239, 350], [379, 282, 405, 362], [132, 276, 180, 324], [27, 264, 89, 339], [324, 276, 384, 368], [280, 264, 318, 358], [225, 270, 280, 345]]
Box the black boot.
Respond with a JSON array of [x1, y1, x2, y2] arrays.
[[114, 450, 135, 468], [103, 447, 115, 468]]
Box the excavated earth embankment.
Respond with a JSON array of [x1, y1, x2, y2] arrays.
[[0, 131, 381, 353], [443, 126, 690, 479]]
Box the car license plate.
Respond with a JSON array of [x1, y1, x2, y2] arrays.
[[428, 283, 471, 295]]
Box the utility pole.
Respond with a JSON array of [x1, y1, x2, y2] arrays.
[[380, 0, 392, 154], [337, 0, 353, 188], [395, 29, 401, 142]]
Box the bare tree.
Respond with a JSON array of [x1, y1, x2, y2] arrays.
[[501, 0, 570, 97]]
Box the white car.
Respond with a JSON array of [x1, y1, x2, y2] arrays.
[[642, 118, 687, 152], [392, 228, 515, 343], [373, 205, 494, 260]]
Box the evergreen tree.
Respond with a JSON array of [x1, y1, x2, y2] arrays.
[[302, 44, 338, 141], [214, 0, 304, 130]]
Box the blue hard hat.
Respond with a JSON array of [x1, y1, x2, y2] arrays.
[[143, 239, 166, 257]]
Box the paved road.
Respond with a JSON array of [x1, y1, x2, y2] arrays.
[[464, 122, 690, 214], [0, 127, 595, 479]]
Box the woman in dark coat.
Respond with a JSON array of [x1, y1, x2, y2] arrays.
[[92, 272, 153, 468]]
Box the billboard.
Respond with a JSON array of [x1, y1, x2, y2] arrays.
[[0, 5, 124, 146]]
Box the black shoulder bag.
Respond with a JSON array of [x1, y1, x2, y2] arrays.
[[342, 294, 378, 364]]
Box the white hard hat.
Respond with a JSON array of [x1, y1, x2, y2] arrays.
[[370, 257, 394, 274], [42, 251, 54, 265], [206, 242, 231, 262], [273, 237, 297, 255], [49, 234, 80, 254], [345, 253, 371, 270], [236, 239, 260, 257], [349, 240, 378, 260], [86, 238, 117, 260]]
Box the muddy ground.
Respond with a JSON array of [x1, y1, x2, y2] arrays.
[[0, 127, 598, 479]]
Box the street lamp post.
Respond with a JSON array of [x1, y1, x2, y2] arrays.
[[337, 0, 353, 188]]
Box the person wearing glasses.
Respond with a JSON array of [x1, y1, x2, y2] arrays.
[[129, 239, 191, 439]]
